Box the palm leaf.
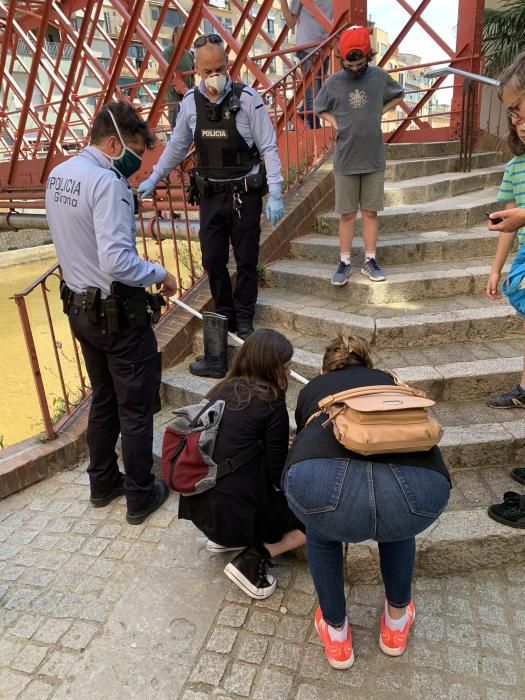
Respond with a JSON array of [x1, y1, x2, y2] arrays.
[[482, 0, 525, 77]]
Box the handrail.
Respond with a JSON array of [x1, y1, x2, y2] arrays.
[[423, 67, 502, 173], [424, 66, 500, 88]]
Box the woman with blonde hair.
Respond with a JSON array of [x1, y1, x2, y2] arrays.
[[283, 335, 450, 670]]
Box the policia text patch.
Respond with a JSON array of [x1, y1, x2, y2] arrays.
[[46, 176, 81, 208]]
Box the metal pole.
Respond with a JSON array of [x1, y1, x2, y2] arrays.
[[14, 296, 56, 439], [170, 297, 309, 386]]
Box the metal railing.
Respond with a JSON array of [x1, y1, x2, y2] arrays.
[[424, 66, 503, 172], [3, 0, 491, 446]]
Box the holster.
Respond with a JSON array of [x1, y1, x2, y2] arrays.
[[103, 295, 120, 335], [59, 280, 72, 315], [84, 287, 101, 325], [186, 170, 201, 206], [110, 281, 148, 329], [146, 292, 166, 325]]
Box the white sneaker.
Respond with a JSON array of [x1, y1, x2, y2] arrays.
[[206, 540, 245, 553]]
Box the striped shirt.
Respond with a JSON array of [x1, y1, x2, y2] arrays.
[[497, 153, 525, 244]]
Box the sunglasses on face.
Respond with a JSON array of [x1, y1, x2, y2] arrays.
[[194, 33, 223, 49]]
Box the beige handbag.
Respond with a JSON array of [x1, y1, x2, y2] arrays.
[[310, 375, 442, 456]]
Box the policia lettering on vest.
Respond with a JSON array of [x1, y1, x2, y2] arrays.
[[45, 101, 178, 525], [139, 37, 285, 378]]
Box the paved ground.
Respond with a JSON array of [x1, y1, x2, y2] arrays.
[[0, 460, 524, 699]]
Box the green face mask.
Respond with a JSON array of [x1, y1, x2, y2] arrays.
[[107, 110, 142, 179], [112, 146, 142, 179]]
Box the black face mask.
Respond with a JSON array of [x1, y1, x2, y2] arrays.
[[342, 62, 368, 79]]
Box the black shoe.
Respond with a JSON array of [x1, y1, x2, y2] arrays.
[[237, 324, 254, 341], [189, 355, 227, 378], [511, 467, 525, 486], [487, 491, 525, 529], [90, 473, 125, 508], [126, 479, 169, 525], [486, 384, 525, 408], [223, 545, 276, 599]]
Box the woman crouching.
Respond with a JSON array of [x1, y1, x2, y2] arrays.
[[178, 328, 305, 598], [283, 335, 450, 669]]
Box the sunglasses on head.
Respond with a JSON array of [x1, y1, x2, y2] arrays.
[[194, 33, 223, 49]]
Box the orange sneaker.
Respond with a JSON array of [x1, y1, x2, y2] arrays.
[[379, 600, 415, 656], [314, 607, 354, 670]]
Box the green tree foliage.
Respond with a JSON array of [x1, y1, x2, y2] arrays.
[[482, 0, 525, 77]]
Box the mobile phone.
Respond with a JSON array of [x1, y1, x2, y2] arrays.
[[486, 212, 504, 225]]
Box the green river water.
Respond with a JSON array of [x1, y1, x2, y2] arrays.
[[1, 258, 79, 448], [1, 245, 202, 449]]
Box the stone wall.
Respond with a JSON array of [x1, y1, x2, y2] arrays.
[[0, 228, 52, 252]]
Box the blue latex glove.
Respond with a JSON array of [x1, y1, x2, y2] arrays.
[[137, 176, 159, 198], [265, 193, 285, 226]]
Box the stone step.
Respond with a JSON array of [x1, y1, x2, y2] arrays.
[[317, 187, 500, 235], [384, 150, 502, 181], [383, 166, 504, 207], [290, 227, 500, 266], [155, 363, 525, 473], [255, 288, 519, 348], [153, 387, 525, 581], [191, 332, 522, 402], [265, 257, 508, 304], [384, 140, 460, 160], [346, 496, 525, 583]]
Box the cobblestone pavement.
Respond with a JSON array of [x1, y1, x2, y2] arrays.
[[0, 461, 524, 699]]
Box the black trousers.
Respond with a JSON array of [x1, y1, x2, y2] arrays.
[[199, 189, 263, 329], [69, 309, 161, 512]]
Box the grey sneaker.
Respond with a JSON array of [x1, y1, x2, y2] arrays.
[[361, 258, 386, 282], [486, 384, 525, 409], [331, 261, 352, 286]]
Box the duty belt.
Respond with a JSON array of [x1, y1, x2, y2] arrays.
[[195, 175, 251, 194], [69, 291, 108, 309]]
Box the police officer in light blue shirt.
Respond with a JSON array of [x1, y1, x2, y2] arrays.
[[139, 35, 285, 377], [46, 101, 178, 525]]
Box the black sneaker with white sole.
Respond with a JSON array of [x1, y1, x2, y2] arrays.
[[206, 540, 246, 553], [224, 545, 276, 599]]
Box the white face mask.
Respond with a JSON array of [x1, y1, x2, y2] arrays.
[[204, 73, 227, 94]]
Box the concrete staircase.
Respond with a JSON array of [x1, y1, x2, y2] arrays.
[[154, 141, 525, 581]]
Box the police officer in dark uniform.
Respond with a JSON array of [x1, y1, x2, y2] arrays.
[[139, 35, 285, 377], [46, 102, 178, 524]]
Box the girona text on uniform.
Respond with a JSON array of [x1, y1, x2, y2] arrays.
[[46, 176, 81, 207]]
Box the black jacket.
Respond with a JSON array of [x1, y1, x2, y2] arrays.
[[284, 366, 450, 482], [178, 393, 302, 546]]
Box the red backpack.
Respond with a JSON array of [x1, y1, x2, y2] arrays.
[[161, 399, 263, 496]]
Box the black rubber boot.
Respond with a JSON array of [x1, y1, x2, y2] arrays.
[[189, 312, 228, 378]]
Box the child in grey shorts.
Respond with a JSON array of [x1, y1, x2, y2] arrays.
[[314, 26, 403, 285]]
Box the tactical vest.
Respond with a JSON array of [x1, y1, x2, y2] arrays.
[[193, 83, 260, 180]]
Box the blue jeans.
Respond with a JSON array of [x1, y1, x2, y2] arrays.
[[296, 50, 330, 129], [284, 458, 450, 627]]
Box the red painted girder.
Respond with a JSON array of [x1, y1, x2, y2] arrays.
[[7, 0, 52, 184], [396, 0, 454, 57], [41, 0, 97, 182]]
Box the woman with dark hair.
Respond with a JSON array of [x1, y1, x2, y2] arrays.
[[178, 328, 306, 599], [283, 336, 450, 670]]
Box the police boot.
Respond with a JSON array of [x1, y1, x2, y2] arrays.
[[189, 312, 228, 378]]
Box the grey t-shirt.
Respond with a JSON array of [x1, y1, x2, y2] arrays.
[[314, 65, 404, 175], [290, 0, 333, 45]]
